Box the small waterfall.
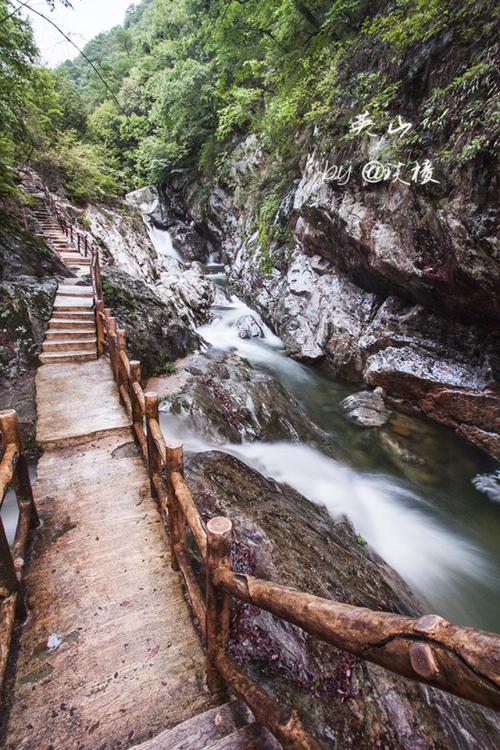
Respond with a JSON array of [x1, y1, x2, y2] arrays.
[[145, 219, 182, 262]]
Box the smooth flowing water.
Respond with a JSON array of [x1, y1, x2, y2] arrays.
[[148, 232, 500, 631]]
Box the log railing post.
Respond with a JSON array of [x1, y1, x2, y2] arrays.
[[129, 361, 142, 426], [108, 316, 119, 383], [0, 411, 38, 530], [94, 253, 103, 300], [95, 299, 105, 357], [206, 516, 233, 692], [116, 328, 127, 404], [0, 410, 38, 620], [145, 393, 160, 498], [0, 517, 19, 598], [164, 443, 184, 572]]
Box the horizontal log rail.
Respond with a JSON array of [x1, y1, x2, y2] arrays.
[[0, 410, 39, 691], [36, 188, 500, 747]]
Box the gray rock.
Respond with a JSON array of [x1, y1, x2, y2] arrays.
[[235, 314, 264, 339], [160, 350, 337, 454], [125, 184, 177, 229], [340, 390, 391, 427], [170, 223, 210, 263], [156, 263, 215, 327], [100, 266, 201, 379]]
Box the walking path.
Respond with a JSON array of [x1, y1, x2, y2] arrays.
[[1, 195, 278, 749]]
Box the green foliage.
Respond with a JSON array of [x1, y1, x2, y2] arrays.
[[362, 0, 450, 53], [2, 0, 498, 207], [53, 70, 88, 135], [0, 2, 51, 196], [32, 131, 119, 204], [420, 48, 499, 165], [154, 360, 177, 375]]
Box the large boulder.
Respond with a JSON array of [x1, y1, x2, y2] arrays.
[[185, 451, 500, 749], [340, 388, 390, 427], [156, 350, 337, 454], [156, 262, 215, 327], [101, 266, 201, 378], [125, 184, 177, 230], [236, 314, 264, 339]]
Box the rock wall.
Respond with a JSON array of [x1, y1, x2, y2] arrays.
[[160, 139, 500, 460]]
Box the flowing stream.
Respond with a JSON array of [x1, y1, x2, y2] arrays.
[[152, 237, 500, 632]]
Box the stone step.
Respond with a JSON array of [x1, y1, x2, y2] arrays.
[[40, 351, 97, 365], [52, 307, 94, 315], [55, 285, 93, 298], [53, 301, 93, 314], [49, 310, 95, 326], [45, 328, 95, 339], [54, 293, 93, 305], [60, 254, 91, 266], [43, 339, 96, 353], [49, 317, 95, 328]]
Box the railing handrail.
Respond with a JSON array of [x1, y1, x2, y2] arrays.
[[0, 410, 39, 691], [34, 186, 500, 748]]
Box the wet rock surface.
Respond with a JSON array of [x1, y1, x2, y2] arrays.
[[156, 261, 215, 327], [340, 389, 390, 427], [185, 450, 500, 749], [101, 267, 201, 378], [158, 350, 337, 453], [235, 314, 264, 339]]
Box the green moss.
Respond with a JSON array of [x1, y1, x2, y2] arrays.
[[356, 533, 368, 548]]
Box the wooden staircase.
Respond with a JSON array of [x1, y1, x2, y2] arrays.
[[131, 701, 280, 750]]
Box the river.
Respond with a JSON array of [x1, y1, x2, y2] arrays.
[[157, 245, 500, 633]]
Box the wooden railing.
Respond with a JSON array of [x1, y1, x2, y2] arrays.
[[0, 411, 38, 689], [41, 184, 96, 261], [41, 189, 500, 747]]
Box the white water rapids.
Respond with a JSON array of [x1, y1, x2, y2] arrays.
[[136, 228, 500, 630]]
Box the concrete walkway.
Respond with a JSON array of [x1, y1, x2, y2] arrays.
[[1, 360, 215, 749]]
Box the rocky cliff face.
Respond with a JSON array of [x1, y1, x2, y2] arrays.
[[158, 134, 499, 459]]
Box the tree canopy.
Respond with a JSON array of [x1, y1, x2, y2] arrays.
[[0, 0, 497, 203]]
